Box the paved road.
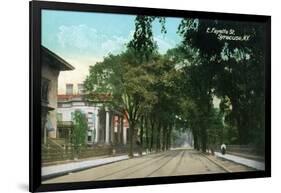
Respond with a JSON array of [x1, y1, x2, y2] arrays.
[[43, 149, 253, 184]]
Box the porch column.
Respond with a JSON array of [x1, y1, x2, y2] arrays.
[[105, 108, 110, 144], [113, 115, 120, 144], [111, 114, 114, 144], [123, 126, 127, 145], [95, 111, 99, 143], [117, 116, 121, 143], [120, 116, 124, 144]]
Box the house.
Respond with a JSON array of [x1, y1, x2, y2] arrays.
[[41, 46, 75, 144], [57, 84, 129, 145]]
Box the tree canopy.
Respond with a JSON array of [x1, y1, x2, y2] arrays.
[[84, 15, 266, 156]]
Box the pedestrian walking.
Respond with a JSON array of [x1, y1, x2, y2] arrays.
[[221, 143, 226, 155]]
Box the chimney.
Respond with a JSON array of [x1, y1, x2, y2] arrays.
[[66, 83, 73, 95], [78, 83, 84, 94]]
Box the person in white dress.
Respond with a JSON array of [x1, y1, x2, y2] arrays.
[[221, 144, 226, 155]]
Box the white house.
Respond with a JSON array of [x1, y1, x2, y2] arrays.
[[57, 84, 129, 145]]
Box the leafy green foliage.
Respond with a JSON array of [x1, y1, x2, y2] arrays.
[[71, 110, 88, 156], [84, 15, 266, 156], [128, 16, 166, 63], [177, 18, 266, 151]]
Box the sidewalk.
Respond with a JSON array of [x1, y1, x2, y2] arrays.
[[42, 153, 145, 179], [226, 151, 264, 162], [214, 152, 265, 170]]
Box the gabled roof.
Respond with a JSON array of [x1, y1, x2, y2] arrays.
[[41, 46, 75, 71]]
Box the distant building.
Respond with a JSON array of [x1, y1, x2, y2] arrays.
[[57, 84, 129, 145], [41, 46, 75, 144]]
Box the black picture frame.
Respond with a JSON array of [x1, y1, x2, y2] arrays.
[[30, 1, 271, 192]]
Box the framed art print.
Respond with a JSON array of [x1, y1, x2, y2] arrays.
[[30, 1, 271, 192]]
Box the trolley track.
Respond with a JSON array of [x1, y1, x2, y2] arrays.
[[43, 149, 256, 184]]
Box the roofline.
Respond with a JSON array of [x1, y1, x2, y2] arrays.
[[41, 46, 75, 71]]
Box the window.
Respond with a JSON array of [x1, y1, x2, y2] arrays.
[[66, 84, 73, 95], [41, 78, 50, 103], [88, 130, 92, 142]]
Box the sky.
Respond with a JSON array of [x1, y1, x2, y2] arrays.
[[42, 10, 182, 94]]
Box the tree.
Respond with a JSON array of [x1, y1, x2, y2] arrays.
[[71, 110, 88, 158], [207, 108, 224, 147], [177, 18, 266, 150], [84, 15, 169, 157], [128, 15, 166, 63], [164, 45, 213, 152], [84, 51, 157, 157]]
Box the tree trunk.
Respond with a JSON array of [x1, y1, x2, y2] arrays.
[[140, 116, 144, 147], [166, 125, 171, 150], [128, 122, 135, 158], [201, 130, 207, 153], [156, 122, 161, 152], [149, 118, 155, 152], [193, 129, 200, 151], [145, 117, 149, 151], [201, 121, 207, 153], [162, 124, 167, 151]]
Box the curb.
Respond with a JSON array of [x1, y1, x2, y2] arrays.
[[214, 152, 264, 170], [42, 157, 130, 181], [42, 152, 150, 181]]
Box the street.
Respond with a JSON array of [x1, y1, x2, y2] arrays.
[[43, 149, 255, 184]]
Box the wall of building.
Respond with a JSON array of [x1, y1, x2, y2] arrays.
[[57, 103, 100, 144], [57, 104, 99, 132], [42, 62, 60, 138], [57, 100, 129, 145]]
